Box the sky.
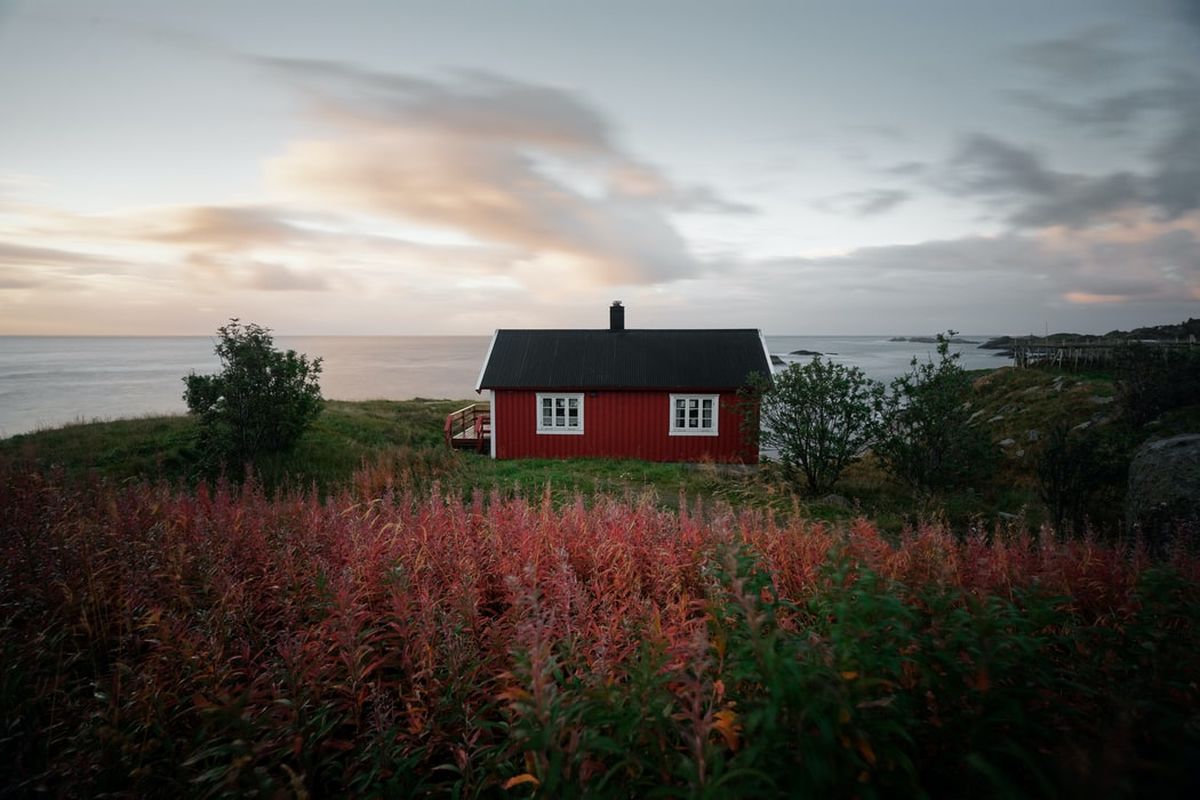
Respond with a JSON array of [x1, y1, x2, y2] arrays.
[[0, 0, 1197, 336]]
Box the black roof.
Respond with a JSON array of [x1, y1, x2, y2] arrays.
[[477, 329, 772, 390]]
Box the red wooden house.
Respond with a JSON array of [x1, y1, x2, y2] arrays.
[[474, 302, 772, 463]]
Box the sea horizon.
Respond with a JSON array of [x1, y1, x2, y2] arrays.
[[0, 334, 1009, 438]]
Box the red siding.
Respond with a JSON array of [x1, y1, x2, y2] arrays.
[[493, 390, 758, 463]]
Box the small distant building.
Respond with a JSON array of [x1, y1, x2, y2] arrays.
[[474, 301, 772, 463]]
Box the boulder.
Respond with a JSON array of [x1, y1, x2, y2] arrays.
[[819, 493, 852, 510], [1126, 434, 1200, 547]]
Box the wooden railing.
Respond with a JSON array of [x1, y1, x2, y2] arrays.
[[444, 402, 491, 451]]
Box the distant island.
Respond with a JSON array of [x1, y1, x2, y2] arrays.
[[889, 336, 981, 344]]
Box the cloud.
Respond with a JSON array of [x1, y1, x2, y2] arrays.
[[1169, 0, 1200, 39], [0, 273, 38, 289], [813, 189, 910, 217], [0, 240, 120, 271], [881, 161, 927, 178], [3, 204, 348, 292], [702, 221, 1196, 335], [983, 69, 1200, 226], [0, 239, 131, 292], [1011, 27, 1134, 84], [844, 124, 908, 143], [938, 115, 1200, 229], [830, 43, 1195, 234], [1145, 77, 1200, 216], [258, 59, 618, 153], [257, 60, 749, 285], [185, 252, 330, 291], [940, 134, 1141, 227], [757, 210, 1199, 312], [149, 206, 308, 248], [1005, 86, 1172, 138], [607, 162, 757, 214], [0, 196, 562, 307]]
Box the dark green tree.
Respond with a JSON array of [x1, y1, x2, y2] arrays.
[[745, 357, 885, 493], [876, 331, 993, 491], [183, 319, 323, 467]]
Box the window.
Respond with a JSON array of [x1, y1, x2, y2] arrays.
[[669, 394, 719, 436], [536, 392, 584, 434]]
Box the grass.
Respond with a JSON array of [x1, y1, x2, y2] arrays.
[[0, 399, 465, 489], [0, 399, 724, 508], [0, 413, 199, 480], [0, 366, 1134, 529], [460, 456, 716, 507], [0, 407, 987, 526]]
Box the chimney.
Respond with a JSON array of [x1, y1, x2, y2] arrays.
[[609, 300, 625, 331]]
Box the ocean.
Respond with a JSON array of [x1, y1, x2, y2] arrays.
[[0, 334, 1006, 437]]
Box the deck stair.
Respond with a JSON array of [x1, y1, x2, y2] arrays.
[[444, 402, 490, 453]]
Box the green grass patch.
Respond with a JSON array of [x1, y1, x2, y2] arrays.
[[0, 399, 468, 491], [0, 414, 198, 482], [460, 456, 702, 504]]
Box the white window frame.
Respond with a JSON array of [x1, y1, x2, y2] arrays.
[[669, 393, 719, 436], [536, 392, 585, 435]]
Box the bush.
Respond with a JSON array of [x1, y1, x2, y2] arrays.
[[876, 331, 993, 491], [746, 358, 884, 493], [1113, 343, 1200, 427], [1035, 422, 1130, 535], [183, 319, 323, 468]]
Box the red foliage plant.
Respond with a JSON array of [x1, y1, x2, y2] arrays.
[[0, 462, 1196, 797]]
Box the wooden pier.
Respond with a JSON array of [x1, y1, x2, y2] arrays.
[[1011, 337, 1196, 371], [444, 401, 490, 453]]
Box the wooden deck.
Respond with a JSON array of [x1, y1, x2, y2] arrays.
[[444, 401, 491, 453], [1012, 337, 1196, 370]]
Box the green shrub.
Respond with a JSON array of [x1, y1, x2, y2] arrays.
[[183, 319, 323, 469], [876, 331, 994, 491], [745, 358, 884, 494]]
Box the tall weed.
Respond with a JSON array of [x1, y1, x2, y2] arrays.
[[0, 462, 1196, 797]]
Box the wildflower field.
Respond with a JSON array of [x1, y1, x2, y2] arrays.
[[2, 463, 1198, 798]]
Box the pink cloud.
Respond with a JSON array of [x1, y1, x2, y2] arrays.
[[1064, 291, 1128, 304], [259, 63, 751, 286]]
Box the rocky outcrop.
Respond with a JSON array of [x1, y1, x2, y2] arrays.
[[1126, 434, 1200, 547]]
